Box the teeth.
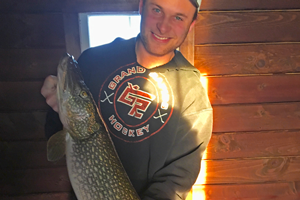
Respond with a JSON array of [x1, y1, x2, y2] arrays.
[[153, 33, 168, 40]]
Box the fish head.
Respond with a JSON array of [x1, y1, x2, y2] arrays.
[[56, 54, 101, 140]]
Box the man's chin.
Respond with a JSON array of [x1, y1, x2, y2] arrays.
[[147, 46, 175, 57]]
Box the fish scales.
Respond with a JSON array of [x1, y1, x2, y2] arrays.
[[66, 133, 137, 200], [47, 54, 140, 200]]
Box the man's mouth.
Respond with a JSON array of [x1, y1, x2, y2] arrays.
[[152, 32, 170, 41]]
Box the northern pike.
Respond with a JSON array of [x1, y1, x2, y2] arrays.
[[47, 54, 140, 200]]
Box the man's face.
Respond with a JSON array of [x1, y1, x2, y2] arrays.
[[139, 0, 196, 57]]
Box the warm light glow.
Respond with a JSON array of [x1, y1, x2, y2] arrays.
[[200, 73, 208, 94], [195, 150, 208, 184], [188, 73, 209, 200], [149, 72, 170, 110], [192, 185, 206, 200]]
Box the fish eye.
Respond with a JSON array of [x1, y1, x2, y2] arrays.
[[80, 91, 88, 98], [92, 123, 100, 132]]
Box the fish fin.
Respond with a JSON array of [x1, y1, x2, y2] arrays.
[[47, 129, 67, 162]]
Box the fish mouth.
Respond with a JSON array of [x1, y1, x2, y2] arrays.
[[57, 54, 83, 95], [56, 53, 84, 120]]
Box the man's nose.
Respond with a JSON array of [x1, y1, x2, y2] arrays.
[[157, 16, 171, 35]]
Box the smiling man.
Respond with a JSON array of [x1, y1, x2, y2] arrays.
[[137, 0, 198, 69], [41, 0, 213, 199]]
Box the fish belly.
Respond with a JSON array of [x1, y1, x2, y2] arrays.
[[66, 132, 140, 200]]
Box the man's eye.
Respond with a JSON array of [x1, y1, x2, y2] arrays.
[[153, 8, 161, 13], [175, 16, 183, 21]]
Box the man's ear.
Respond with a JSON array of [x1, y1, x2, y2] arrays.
[[188, 20, 196, 33], [139, 0, 144, 15]]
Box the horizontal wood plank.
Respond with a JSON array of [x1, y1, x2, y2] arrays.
[[213, 102, 300, 132], [0, 192, 76, 200], [207, 130, 300, 160], [64, 1, 139, 13], [195, 43, 300, 75], [0, 49, 65, 81], [0, 14, 65, 48], [193, 181, 300, 200], [207, 74, 300, 105], [0, 82, 48, 111], [0, 168, 71, 195], [200, 0, 300, 11], [0, 1, 140, 13], [0, 0, 63, 12], [0, 112, 47, 140], [195, 11, 300, 44], [0, 141, 65, 169], [204, 156, 300, 184]]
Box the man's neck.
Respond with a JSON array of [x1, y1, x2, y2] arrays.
[[135, 38, 175, 69]]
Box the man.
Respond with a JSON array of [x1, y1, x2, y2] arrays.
[[41, 0, 213, 199]]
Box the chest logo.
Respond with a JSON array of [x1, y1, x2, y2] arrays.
[[99, 64, 174, 143], [117, 82, 156, 119]]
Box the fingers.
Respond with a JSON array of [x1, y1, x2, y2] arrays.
[[41, 75, 59, 112], [41, 75, 57, 98]]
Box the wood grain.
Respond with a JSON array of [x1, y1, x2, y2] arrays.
[[0, 81, 48, 111], [0, 14, 65, 48], [193, 181, 300, 200], [207, 74, 300, 105], [0, 141, 66, 169], [213, 102, 300, 132], [195, 11, 300, 44], [0, 168, 71, 195], [0, 0, 139, 13], [195, 43, 300, 75], [200, 0, 300, 11], [0, 192, 76, 200], [0, 49, 65, 81], [0, 0, 63, 12], [207, 130, 300, 160], [64, 0, 139, 12], [204, 156, 300, 184], [180, 27, 195, 65], [0, 112, 47, 140]]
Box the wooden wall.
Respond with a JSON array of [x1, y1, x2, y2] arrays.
[[0, 0, 300, 199], [193, 0, 300, 199]]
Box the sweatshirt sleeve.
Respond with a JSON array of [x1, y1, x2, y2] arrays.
[[44, 107, 63, 140], [141, 71, 213, 200]]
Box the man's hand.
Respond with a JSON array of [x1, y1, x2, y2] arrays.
[[41, 75, 58, 112]]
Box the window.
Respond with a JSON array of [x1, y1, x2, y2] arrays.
[[79, 13, 141, 52]]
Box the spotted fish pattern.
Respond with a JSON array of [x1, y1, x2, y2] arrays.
[[47, 54, 140, 200]]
